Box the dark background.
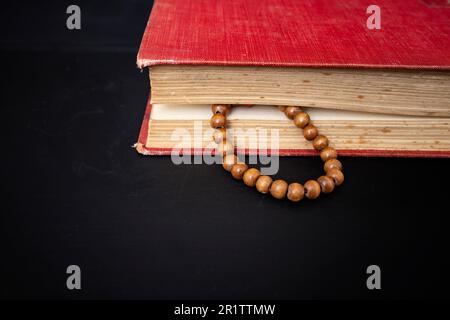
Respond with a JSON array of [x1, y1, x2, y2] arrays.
[[1, 0, 449, 300]]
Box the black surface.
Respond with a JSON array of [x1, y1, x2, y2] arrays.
[[1, 1, 450, 300]]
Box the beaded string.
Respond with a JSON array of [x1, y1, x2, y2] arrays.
[[210, 104, 344, 202]]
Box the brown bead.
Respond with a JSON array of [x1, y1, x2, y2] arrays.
[[270, 179, 288, 199], [243, 168, 261, 187], [211, 104, 230, 115], [216, 141, 234, 156], [327, 168, 344, 186], [256, 175, 273, 194], [304, 180, 321, 199], [320, 147, 337, 162], [317, 175, 335, 194], [210, 114, 226, 128], [324, 158, 342, 172], [231, 163, 248, 180], [213, 128, 226, 143], [278, 105, 286, 112], [312, 135, 329, 151], [293, 112, 310, 128], [222, 154, 238, 172], [284, 106, 301, 119], [287, 183, 304, 202], [303, 124, 318, 141]]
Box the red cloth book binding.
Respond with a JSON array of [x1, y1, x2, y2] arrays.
[[137, 0, 450, 69]]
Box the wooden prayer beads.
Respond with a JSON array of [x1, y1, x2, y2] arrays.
[[243, 168, 261, 187], [210, 104, 344, 202], [255, 176, 272, 194]]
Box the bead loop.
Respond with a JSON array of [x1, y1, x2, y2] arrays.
[[211, 105, 345, 202]]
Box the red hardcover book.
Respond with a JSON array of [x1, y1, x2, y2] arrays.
[[136, 0, 450, 157], [138, 0, 450, 69]]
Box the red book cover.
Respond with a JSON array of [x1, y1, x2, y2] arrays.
[[137, 0, 450, 69]]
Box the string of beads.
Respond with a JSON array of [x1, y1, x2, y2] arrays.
[[210, 104, 344, 202]]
